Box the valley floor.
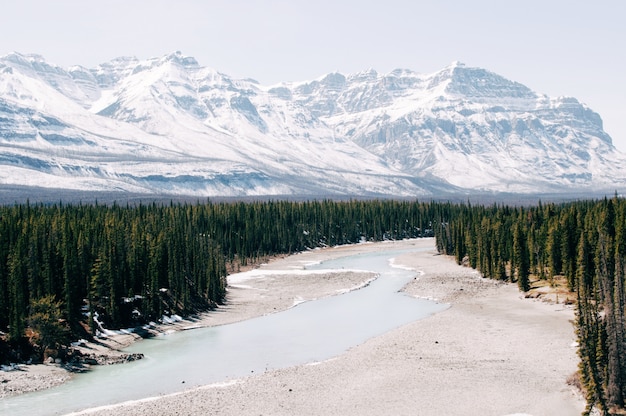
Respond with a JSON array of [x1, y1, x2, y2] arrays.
[[2, 239, 585, 415]]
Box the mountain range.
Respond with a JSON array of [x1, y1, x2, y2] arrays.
[[1, 51, 625, 198]]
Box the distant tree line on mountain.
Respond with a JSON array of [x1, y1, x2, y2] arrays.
[[0, 199, 436, 363], [433, 196, 626, 416]]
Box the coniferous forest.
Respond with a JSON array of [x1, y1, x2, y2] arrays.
[[1, 197, 625, 414], [0, 199, 435, 363], [435, 196, 626, 416]]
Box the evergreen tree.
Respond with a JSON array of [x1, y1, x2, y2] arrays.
[[513, 222, 531, 292], [27, 295, 69, 361]]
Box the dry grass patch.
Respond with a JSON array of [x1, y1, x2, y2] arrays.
[[526, 275, 576, 305]]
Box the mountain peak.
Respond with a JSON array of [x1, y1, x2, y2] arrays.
[[160, 51, 199, 68], [0, 52, 624, 197], [427, 63, 537, 99], [448, 60, 466, 69], [2, 52, 63, 73], [3, 52, 47, 64], [320, 72, 347, 90], [348, 68, 379, 82]]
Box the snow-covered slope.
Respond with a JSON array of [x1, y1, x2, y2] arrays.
[[1, 52, 624, 197], [288, 62, 626, 193]]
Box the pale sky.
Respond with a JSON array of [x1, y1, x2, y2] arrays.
[[1, 0, 625, 151]]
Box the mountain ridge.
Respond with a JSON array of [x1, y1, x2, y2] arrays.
[[1, 51, 624, 197]]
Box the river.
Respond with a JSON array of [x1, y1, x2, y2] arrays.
[[1, 247, 447, 416]]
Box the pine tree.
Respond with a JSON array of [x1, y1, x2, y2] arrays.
[[7, 233, 29, 341], [513, 222, 531, 292], [547, 223, 562, 283], [576, 229, 607, 414], [595, 203, 625, 410]]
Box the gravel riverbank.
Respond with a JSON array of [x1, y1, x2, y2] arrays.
[[2, 239, 585, 415]]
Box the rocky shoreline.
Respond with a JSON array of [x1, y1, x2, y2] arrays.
[[0, 364, 71, 399], [1, 337, 145, 398]]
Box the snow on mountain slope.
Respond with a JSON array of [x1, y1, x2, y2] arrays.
[[1, 52, 624, 197], [287, 62, 625, 193]]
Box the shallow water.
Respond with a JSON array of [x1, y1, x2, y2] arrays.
[[1, 247, 447, 416]]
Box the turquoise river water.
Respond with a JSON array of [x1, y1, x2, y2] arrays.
[[1, 247, 447, 416]]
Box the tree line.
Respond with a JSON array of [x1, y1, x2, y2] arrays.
[[2, 196, 624, 414], [432, 197, 626, 415], [0, 199, 436, 363]]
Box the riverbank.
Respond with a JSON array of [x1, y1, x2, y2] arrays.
[[69, 238, 585, 416], [0, 241, 381, 399], [2, 238, 585, 414]]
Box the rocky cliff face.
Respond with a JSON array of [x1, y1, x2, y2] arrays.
[[290, 62, 622, 193]]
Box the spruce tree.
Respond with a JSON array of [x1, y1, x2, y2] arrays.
[[513, 223, 531, 292]]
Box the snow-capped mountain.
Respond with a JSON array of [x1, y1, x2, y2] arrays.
[[1, 51, 624, 197], [289, 63, 625, 193]]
